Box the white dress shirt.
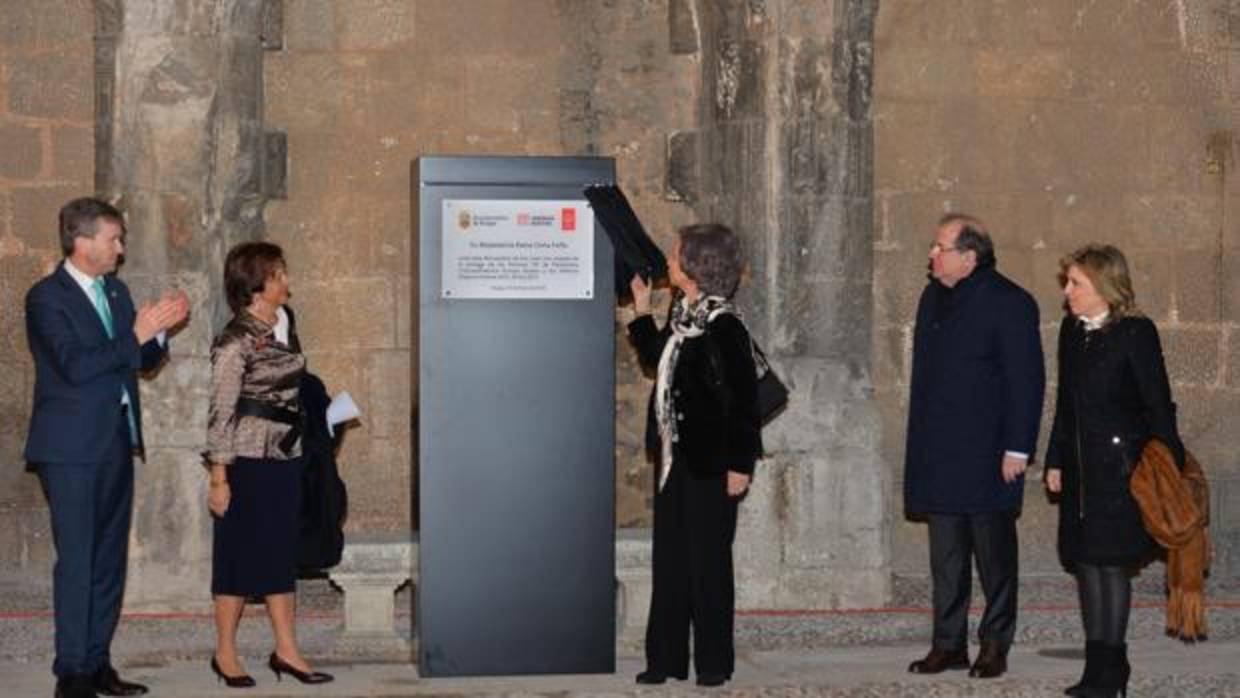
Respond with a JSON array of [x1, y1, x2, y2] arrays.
[[64, 259, 167, 347]]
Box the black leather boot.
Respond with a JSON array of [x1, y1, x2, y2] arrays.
[[1114, 643, 1130, 698], [1064, 641, 1102, 696], [1080, 643, 1128, 698]]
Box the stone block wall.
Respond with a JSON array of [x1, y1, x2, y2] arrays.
[[91, 0, 274, 611], [0, 0, 95, 596], [264, 1, 889, 611], [670, 0, 888, 609], [2, 0, 1238, 611], [264, 0, 889, 610], [264, 0, 698, 532], [873, 0, 1240, 583]]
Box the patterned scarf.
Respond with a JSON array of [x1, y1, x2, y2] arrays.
[[653, 293, 736, 491]]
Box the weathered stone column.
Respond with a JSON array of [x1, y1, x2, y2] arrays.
[[94, 0, 275, 610], [670, 0, 886, 608]]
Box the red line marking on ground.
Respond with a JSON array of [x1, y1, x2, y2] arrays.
[[2, 602, 1237, 622], [0, 610, 342, 621]]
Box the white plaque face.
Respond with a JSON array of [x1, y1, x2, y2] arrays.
[[441, 199, 595, 300]]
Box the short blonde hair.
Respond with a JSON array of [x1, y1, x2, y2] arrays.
[[1058, 244, 1139, 320]]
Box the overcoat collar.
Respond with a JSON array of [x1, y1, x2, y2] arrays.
[[943, 261, 995, 295], [928, 262, 997, 322]]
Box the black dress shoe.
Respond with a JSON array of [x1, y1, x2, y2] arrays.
[[55, 674, 98, 698], [696, 673, 730, 687], [968, 640, 1008, 679], [90, 666, 147, 696], [635, 670, 667, 684], [210, 656, 257, 688], [908, 647, 970, 674], [267, 653, 333, 684]]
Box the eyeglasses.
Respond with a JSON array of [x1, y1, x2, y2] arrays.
[[928, 242, 961, 255]]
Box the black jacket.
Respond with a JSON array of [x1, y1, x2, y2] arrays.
[[281, 308, 348, 572], [1046, 314, 1184, 566], [904, 264, 1045, 514], [628, 312, 762, 479], [296, 370, 348, 572]]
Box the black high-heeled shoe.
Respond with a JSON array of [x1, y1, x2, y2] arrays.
[[210, 656, 256, 688], [267, 652, 333, 684]]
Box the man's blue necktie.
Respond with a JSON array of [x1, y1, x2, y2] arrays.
[[90, 277, 114, 338], [92, 277, 137, 445]]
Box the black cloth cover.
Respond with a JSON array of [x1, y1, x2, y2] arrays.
[[583, 184, 667, 299]]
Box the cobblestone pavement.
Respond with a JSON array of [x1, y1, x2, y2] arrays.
[[2, 638, 1238, 696], [2, 579, 1238, 696]]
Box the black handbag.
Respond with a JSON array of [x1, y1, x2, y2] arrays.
[[706, 307, 790, 426], [751, 340, 789, 425]]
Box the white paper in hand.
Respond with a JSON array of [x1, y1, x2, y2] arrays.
[[326, 391, 361, 437]]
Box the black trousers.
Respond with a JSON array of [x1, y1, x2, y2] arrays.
[[645, 461, 739, 678], [927, 511, 1018, 650]]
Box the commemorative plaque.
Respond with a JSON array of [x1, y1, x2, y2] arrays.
[[413, 156, 616, 677]]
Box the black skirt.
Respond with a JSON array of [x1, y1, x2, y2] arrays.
[[212, 456, 303, 596]]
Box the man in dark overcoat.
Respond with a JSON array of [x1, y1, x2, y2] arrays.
[[903, 214, 1044, 680]]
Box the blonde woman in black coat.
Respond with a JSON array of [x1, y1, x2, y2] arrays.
[[1045, 244, 1185, 698], [627, 223, 761, 688]]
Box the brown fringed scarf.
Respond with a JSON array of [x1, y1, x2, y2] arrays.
[[1129, 439, 1211, 642]]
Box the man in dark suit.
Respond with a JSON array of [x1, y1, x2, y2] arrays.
[[903, 214, 1044, 680], [24, 198, 189, 698]]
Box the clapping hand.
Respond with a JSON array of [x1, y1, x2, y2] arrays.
[[134, 288, 190, 343], [160, 288, 191, 328]]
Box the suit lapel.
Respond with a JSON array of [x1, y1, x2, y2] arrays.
[[54, 263, 113, 340]]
